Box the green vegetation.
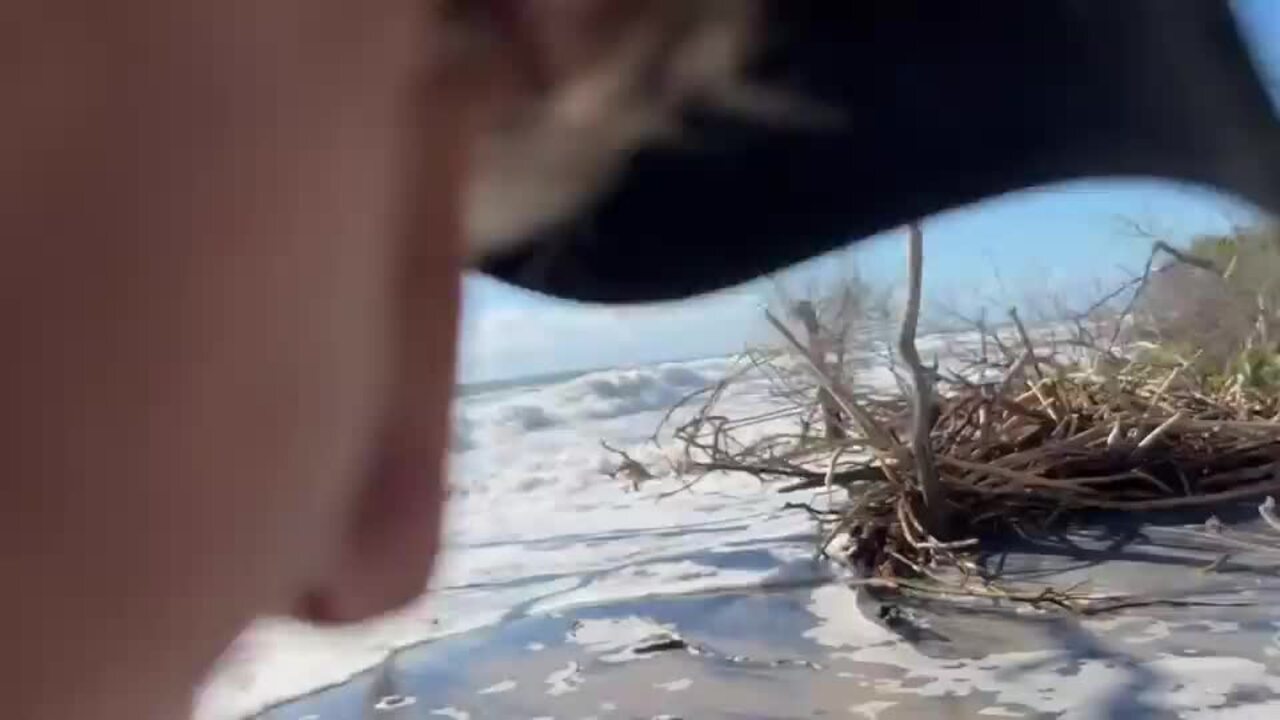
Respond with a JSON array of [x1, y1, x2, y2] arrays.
[[1137, 223, 1280, 392]]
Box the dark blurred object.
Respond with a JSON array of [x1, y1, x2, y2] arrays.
[[481, 0, 1280, 303]]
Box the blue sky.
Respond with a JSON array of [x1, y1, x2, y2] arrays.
[[458, 4, 1278, 384]]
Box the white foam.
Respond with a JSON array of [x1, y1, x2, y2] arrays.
[[197, 330, 1273, 719], [191, 341, 988, 718], [546, 661, 583, 696], [848, 700, 898, 719], [655, 678, 692, 692], [568, 616, 681, 663], [806, 585, 1280, 719], [476, 679, 517, 695], [804, 585, 897, 648], [977, 707, 1024, 717]]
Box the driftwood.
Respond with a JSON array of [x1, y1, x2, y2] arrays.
[[601, 440, 655, 491], [626, 223, 1280, 613], [792, 300, 848, 441], [897, 222, 950, 538]]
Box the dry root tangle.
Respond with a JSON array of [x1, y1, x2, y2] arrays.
[[641, 223, 1280, 614]]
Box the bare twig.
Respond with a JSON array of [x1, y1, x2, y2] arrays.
[[1260, 496, 1280, 534], [764, 309, 897, 451], [897, 222, 949, 537], [1135, 411, 1185, 453], [600, 440, 655, 491], [1008, 308, 1044, 381]]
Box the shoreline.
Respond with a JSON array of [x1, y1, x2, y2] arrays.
[[260, 548, 1280, 720]]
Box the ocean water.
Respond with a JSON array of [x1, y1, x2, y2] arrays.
[[196, 351, 835, 719], [195, 331, 1280, 719]]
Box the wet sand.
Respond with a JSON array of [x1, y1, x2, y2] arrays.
[[259, 517, 1280, 720]]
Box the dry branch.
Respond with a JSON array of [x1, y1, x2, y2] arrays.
[[600, 440, 654, 491], [1260, 496, 1280, 533], [764, 309, 896, 451], [639, 226, 1280, 616], [897, 222, 950, 538]]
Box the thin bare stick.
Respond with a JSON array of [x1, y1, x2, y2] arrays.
[[822, 445, 848, 516], [1142, 365, 1186, 419], [600, 440, 654, 491], [1135, 411, 1185, 453], [1106, 421, 1123, 449], [1008, 308, 1044, 381], [764, 309, 896, 451], [916, 537, 981, 550], [897, 222, 949, 536], [1085, 476, 1280, 510], [1260, 496, 1280, 534]]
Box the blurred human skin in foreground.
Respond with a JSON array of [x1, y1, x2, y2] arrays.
[[0, 2, 759, 718], [3, 3, 466, 719], [21, 3, 1276, 719]]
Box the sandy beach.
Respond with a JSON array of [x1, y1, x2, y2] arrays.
[[198, 335, 1280, 720], [259, 516, 1280, 719]]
